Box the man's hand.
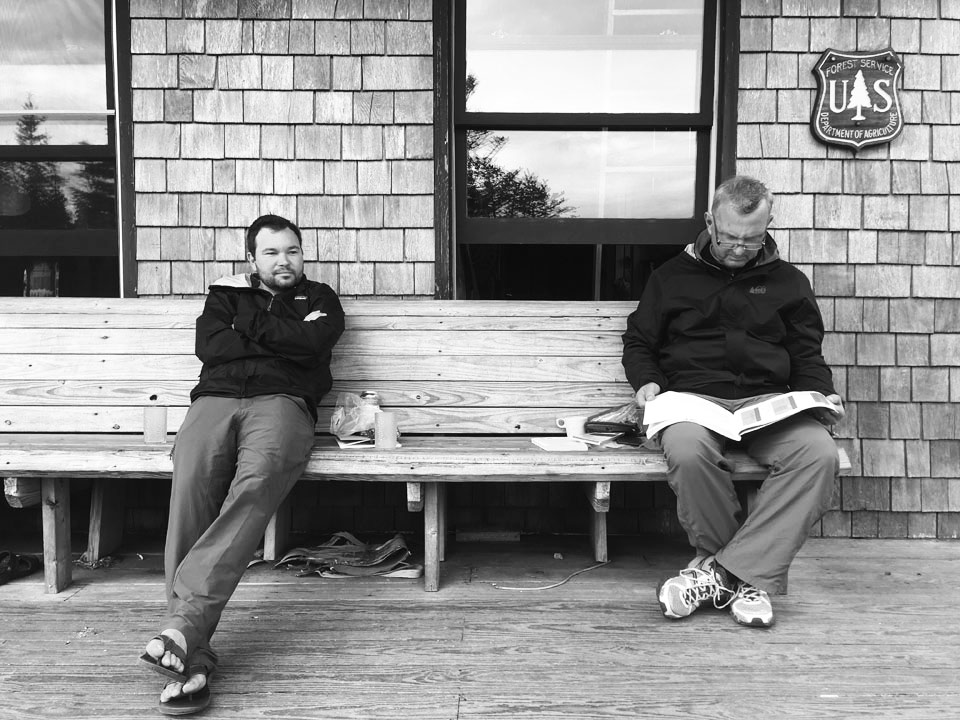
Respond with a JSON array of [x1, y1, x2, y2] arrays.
[[635, 382, 661, 408], [303, 311, 327, 321], [811, 393, 845, 427]]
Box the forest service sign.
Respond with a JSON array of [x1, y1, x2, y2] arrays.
[[811, 48, 903, 151]]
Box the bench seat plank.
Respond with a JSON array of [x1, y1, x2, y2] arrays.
[[2, 406, 631, 435], [7, 328, 628, 357], [0, 298, 638, 317], [1, 353, 627, 383], [2, 434, 851, 480], [1, 312, 634, 332]]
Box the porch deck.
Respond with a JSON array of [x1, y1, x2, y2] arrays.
[[1, 536, 957, 720]]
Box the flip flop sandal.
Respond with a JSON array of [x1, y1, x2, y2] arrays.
[[138, 635, 188, 682], [158, 683, 210, 716]]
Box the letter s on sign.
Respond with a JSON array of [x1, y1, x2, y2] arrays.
[[872, 79, 892, 113]]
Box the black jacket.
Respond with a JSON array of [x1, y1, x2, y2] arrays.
[[192, 273, 345, 419], [622, 230, 835, 400]]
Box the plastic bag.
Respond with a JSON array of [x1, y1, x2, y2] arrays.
[[585, 402, 645, 447], [329, 392, 377, 440]]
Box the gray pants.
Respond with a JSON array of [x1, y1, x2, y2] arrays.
[[658, 397, 839, 595], [162, 395, 315, 673]]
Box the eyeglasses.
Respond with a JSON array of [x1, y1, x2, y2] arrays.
[[712, 223, 766, 251]]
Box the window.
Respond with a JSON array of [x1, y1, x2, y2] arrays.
[[449, 0, 721, 300], [0, 0, 131, 297]]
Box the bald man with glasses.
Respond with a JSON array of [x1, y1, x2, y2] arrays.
[[622, 175, 845, 628]]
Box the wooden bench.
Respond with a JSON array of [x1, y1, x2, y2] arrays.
[[0, 297, 851, 594]]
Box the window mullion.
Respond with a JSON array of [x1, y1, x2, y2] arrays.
[[457, 111, 715, 131]]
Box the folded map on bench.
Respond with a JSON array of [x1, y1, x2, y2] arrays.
[[642, 390, 842, 441]]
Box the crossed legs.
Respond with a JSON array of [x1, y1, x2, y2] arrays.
[[142, 395, 315, 709]]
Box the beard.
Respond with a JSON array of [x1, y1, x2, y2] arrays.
[[257, 268, 302, 292]]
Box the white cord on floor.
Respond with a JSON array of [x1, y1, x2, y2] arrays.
[[491, 561, 610, 591]]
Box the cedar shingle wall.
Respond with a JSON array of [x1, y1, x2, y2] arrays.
[[130, 0, 436, 298], [740, 0, 960, 538]]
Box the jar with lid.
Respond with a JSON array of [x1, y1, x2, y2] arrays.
[[359, 390, 381, 433]]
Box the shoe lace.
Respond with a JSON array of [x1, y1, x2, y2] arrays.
[[736, 583, 765, 603], [680, 567, 736, 609]]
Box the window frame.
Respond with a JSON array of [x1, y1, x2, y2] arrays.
[[434, 0, 741, 299], [0, 0, 134, 296], [454, 0, 716, 245]]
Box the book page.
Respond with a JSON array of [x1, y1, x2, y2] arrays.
[[734, 391, 839, 434], [641, 392, 742, 441]]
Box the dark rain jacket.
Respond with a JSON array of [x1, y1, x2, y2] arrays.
[[621, 230, 835, 400], [192, 273, 346, 420]]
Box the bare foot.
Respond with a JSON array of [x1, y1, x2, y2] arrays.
[[161, 669, 207, 703], [144, 629, 187, 676]]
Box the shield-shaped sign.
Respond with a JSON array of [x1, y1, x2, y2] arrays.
[[811, 48, 904, 151]]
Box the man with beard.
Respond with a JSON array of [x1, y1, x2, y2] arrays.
[[139, 214, 345, 714]]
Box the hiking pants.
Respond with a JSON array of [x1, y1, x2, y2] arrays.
[[657, 396, 839, 595], [162, 395, 315, 672]]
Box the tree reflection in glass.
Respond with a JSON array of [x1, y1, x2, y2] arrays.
[[0, 103, 115, 231]]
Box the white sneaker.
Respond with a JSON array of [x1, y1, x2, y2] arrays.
[[729, 582, 774, 627], [656, 556, 736, 620]]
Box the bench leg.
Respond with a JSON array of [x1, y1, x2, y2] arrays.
[[264, 495, 292, 562], [41, 478, 72, 593], [585, 482, 610, 563], [591, 511, 608, 563], [437, 483, 447, 562], [406, 482, 424, 512], [85, 478, 124, 563], [423, 482, 441, 592]]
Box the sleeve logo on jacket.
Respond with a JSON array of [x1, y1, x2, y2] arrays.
[[749, 285, 767, 295]]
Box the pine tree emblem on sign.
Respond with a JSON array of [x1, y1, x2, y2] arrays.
[[811, 48, 904, 151]]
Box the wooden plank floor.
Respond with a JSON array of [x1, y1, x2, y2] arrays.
[[0, 536, 958, 720]]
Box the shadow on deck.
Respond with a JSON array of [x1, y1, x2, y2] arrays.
[[1, 536, 958, 719]]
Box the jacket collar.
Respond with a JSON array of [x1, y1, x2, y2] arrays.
[[684, 228, 780, 271], [210, 273, 309, 296]]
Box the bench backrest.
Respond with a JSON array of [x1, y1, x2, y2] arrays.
[[0, 298, 638, 436]]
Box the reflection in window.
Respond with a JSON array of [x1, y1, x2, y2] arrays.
[[0, 257, 119, 298], [457, 243, 681, 301], [466, 0, 704, 113], [0, 0, 109, 145], [459, 244, 596, 300], [599, 244, 679, 300], [453, 0, 716, 300], [0, 160, 117, 230], [0, 0, 120, 298], [467, 129, 696, 219]]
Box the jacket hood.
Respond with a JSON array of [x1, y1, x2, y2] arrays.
[[211, 273, 255, 288], [209, 273, 310, 296], [685, 228, 780, 269]]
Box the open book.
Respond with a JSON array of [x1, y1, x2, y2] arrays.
[[642, 390, 841, 441]]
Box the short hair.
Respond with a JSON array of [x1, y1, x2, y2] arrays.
[[711, 175, 774, 216], [246, 214, 303, 255]]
